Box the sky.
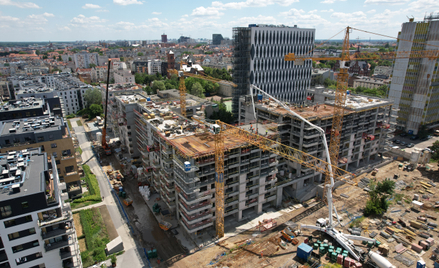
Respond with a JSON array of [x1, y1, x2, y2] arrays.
[[0, 0, 438, 42]]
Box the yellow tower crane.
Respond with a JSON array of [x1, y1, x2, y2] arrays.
[[284, 26, 439, 201]]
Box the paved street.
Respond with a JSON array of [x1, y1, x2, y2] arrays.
[[392, 134, 439, 153], [73, 122, 147, 268]]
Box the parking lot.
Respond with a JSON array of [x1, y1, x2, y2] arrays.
[[392, 133, 439, 153]]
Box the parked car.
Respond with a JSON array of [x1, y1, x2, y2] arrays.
[[400, 141, 407, 146], [407, 143, 415, 148], [393, 139, 401, 144], [420, 136, 429, 141], [400, 133, 407, 137], [392, 146, 400, 149], [410, 135, 419, 140]]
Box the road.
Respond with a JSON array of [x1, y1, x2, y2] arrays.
[[74, 124, 148, 268]]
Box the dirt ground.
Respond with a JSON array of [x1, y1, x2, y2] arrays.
[[171, 160, 439, 268], [73, 212, 83, 237], [99, 205, 119, 241]]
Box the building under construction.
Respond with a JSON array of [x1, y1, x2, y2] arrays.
[[105, 87, 395, 238], [238, 91, 396, 201]]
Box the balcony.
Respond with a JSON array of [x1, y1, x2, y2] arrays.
[[180, 209, 212, 224], [181, 218, 213, 234], [39, 211, 72, 228], [225, 208, 238, 216], [42, 225, 73, 240], [61, 154, 75, 161], [65, 171, 78, 177], [180, 199, 212, 215], [225, 196, 239, 206], [45, 235, 73, 252]]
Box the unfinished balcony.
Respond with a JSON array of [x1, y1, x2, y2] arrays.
[[181, 217, 213, 234], [179, 199, 212, 215], [41, 221, 74, 240], [44, 234, 75, 252]]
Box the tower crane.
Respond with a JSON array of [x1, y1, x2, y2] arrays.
[[101, 59, 112, 155], [284, 26, 439, 201]]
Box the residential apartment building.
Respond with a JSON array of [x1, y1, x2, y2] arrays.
[[353, 76, 390, 89], [0, 148, 81, 268], [388, 16, 439, 134], [91, 66, 108, 83], [73, 52, 98, 69], [52, 74, 90, 115], [114, 70, 135, 84], [0, 81, 12, 101], [212, 34, 224, 45], [232, 24, 315, 115], [0, 110, 82, 198]]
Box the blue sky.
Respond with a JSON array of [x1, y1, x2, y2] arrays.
[[0, 0, 438, 42]]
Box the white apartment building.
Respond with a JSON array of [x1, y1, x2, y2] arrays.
[[114, 70, 134, 84], [91, 66, 108, 83], [0, 148, 81, 268], [147, 60, 161, 75], [388, 16, 439, 134], [73, 52, 98, 69], [232, 24, 315, 115]]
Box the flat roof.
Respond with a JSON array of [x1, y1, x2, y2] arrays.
[[0, 148, 46, 201], [171, 132, 247, 158], [0, 115, 63, 136], [0, 98, 45, 112]]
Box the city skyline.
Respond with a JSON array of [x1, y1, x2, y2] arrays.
[[0, 0, 438, 42]]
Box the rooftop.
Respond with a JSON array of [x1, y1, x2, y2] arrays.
[[0, 115, 63, 136], [256, 93, 392, 120], [0, 148, 46, 201], [0, 98, 46, 112]]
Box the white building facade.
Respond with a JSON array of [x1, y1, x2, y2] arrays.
[[388, 17, 439, 134], [73, 53, 99, 69]]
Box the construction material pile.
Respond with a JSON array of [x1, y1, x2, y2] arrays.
[[139, 185, 151, 202]]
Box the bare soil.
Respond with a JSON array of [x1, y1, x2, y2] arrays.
[[99, 205, 118, 241]]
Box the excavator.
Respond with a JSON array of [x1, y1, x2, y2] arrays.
[[101, 59, 112, 155]]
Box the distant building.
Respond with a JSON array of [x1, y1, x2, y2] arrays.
[[73, 52, 99, 69], [178, 36, 191, 43], [167, 51, 175, 70], [373, 66, 392, 79], [352, 76, 390, 89], [161, 33, 168, 43], [311, 69, 334, 86], [212, 34, 224, 45], [114, 70, 135, 84]]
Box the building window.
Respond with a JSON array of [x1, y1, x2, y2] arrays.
[[0, 206, 12, 217], [38, 137, 44, 142], [53, 152, 58, 158], [51, 143, 57, 148], [21, 202, 29, 209]]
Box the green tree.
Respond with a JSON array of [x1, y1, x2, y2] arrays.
[[68, 57, 72, 61], [84, 88, 102, 109], [137, 52, 144, 56], [57, 51, 64, 54], [418, 125, 429, 139], [18, 51, 27, 54], [152, 81, 166, 92], [430, 141, 439, 160], [110, 78, 115, 83], [53, 56, 56, 60], [191, 82, 205, 98], [364, 179, 395, 216], [58, 55, 62, 61], [35, 50, 40, 55], [208, 101, 233, 124], [120, 57, 124, 61], [89, 104, 103, 119], [378, 47, 388, 53], [323, 78, 337, 87], [89, 63, 97, 68]]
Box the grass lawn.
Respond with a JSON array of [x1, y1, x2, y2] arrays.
[[79, 207, 110, 267], [70, 165, 101, 209], [67, 119, 73, 130], [75, 147, 83, 155], [76, 120, 83, 126]]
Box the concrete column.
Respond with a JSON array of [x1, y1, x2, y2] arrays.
[[176, 193, 180, 221], [257, 203, 263, 214], [237, 210, 243, 221], [275, 187, 283, 208]]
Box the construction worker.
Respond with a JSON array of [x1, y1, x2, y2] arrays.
[[266, 130, 268, 136], [260, 250, 263, 258]]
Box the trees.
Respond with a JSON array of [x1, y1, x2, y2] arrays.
[[430, 141, 439, 161], [35, 50, 40, 55], [58, 55, 62, 61], [89, 63, 97, 68], [68, 57, 72, 61], [191, 82, 205, 98], [364, 179, 395, 216], [89, 104, 103, 119], [323, 78, 337, 88], [208, 101, 233, 124], [152, 81, 166, 92], [84, 88, 102, 109], [137, 52, 144, 56], [202, 67, 232, 81], [418, 125, 429, 139], [120, 57, 124, 62]]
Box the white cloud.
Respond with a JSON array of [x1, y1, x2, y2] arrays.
[[113, 0, 142, 5], [152, 11, 161, 15], [364, 0, 409, 5], [321, 9, 333, 12], [367, 9, 376, 13], [0, 15, 20, 22], [320, 0, 346, 3], [82, 3, 101, 9], [27, 12, 54, 24], [59, 26, 71, 31], [191, 6, 224, 17], [211, 0, 298, 9], [0, 0, 40, 8], [97, 9, 109, 12], [280, 8, 330, 26], [70, 14, 106, 27], [407, 0, 439, 12]]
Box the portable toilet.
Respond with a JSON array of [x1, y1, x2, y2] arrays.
[[184, 161, 191, 171], [417, 260, 426, 268], [297, 243, 313, 261]]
